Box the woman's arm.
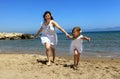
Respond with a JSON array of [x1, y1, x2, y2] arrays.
[[52, 21, 70, 37], [34, 27, 43, 38]]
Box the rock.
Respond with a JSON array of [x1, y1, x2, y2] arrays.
[[20, 34, 34, 39], [0, 32, 34, 40]]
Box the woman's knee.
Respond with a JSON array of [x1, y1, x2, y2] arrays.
[[45, 43, 51, 51]]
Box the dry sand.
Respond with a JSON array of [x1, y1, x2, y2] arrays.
[[0, 54, 119, 79]]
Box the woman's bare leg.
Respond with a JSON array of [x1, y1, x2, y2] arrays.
[[51, 47, 55, 63], [45, 43, 51, 65]]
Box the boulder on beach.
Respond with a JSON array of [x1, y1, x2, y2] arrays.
[[0, 32, 34, 40]]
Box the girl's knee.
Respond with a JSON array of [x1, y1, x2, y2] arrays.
[[74, 48, 81, 55], [74, 49, 78, 55]]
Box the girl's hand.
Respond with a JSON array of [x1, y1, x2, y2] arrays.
[[87, 38, 91, 42], [66, 34, 73, 39]]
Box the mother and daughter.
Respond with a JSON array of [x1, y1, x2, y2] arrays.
[[34, 11, 90, 69]]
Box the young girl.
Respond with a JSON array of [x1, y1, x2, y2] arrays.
[[69, 26, 90, 70], [34, 11, 69, 66]]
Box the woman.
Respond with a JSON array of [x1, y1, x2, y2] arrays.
[[34, 11, 69, 65]]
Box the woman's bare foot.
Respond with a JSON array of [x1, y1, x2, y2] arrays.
[[46, 61, 51, 66], [51, 60, 55, 63]]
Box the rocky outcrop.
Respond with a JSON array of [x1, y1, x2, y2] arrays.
[[0, 32, 34, 40]]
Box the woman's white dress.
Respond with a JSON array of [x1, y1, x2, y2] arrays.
[[70, 35, 83, 54], [40, 20, 57, 48]]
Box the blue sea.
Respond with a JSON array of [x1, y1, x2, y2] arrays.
[[0, 31, 120, 58]]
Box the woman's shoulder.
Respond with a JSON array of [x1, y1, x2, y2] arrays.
[[50, 20, 56, 23], [50, 20, 57, 26]]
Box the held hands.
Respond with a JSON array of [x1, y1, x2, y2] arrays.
[[65, 33, 73, 39], [66, 33, 70, 38]]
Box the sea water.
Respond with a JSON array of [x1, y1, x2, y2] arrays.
[[0, 31, 120, 58]]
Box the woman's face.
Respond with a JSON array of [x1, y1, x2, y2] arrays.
[[72, 29, 80, 38], [45, 13, 51, 21]]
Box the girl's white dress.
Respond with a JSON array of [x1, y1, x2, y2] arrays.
[[40, 20, 57, 48], [70, 35, 83, 54]]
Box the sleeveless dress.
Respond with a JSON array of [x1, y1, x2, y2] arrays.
[[70, 35, 83, 54], [40, 20, 58, 48]]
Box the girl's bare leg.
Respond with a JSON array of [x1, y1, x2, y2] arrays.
[[51, 47, 55, 63], [77, 52, 80, 67], [74, 49, 78, 66], [73, 49, 80, 70], [45, 43, 51, 65]]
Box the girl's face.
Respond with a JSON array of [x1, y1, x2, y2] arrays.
[[72, 29, 80, 38], [45, 13, 51, 21]]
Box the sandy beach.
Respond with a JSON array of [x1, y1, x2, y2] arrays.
[[0, 54, 119, 79]]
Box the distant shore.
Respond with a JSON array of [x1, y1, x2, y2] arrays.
[[0, 53, 119, 79]]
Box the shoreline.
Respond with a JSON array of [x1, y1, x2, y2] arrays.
[[0, 53, 120, 79], [0, 50, 120, 59]]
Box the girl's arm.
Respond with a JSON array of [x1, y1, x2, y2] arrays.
[[34, 27, 43, 38], [81, 36, 90, 42], [52, 21, 70, 37]]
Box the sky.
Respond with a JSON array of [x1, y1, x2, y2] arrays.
[[0, 0, 120, 33]]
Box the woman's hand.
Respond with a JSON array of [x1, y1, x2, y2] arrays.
[[66, 33, 73, 39], [66, 33, 70, 38], [34, 34, 38, 38]]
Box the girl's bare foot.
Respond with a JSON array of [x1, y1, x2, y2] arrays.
[[73, 65, 78, 70]]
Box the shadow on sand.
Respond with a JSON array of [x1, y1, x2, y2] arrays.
[[63, 64, 74, 68], [37, 59, 48, 65]]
